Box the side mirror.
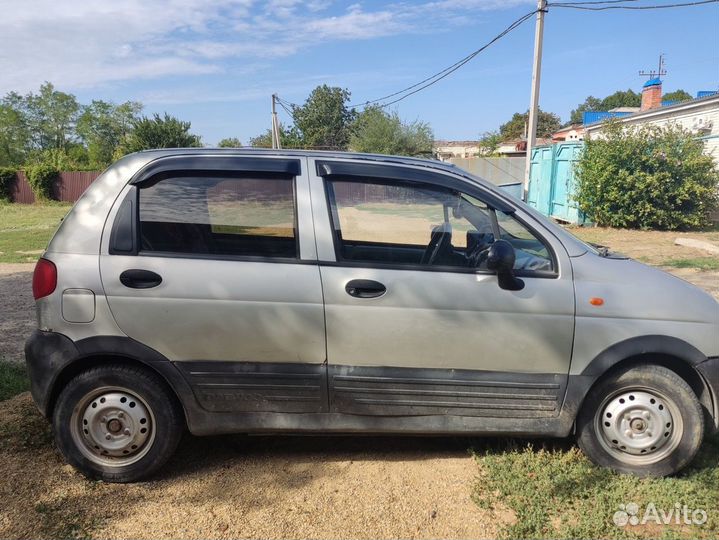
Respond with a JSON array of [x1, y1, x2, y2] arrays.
[[486, 240, 525, 291]]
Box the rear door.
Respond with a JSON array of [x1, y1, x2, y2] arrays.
[[309, 159, 575, 421], [100, 155, 328, 414]]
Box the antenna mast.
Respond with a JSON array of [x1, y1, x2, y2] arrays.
[[639, 54, 667, 80]]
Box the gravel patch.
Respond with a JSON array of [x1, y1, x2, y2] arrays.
[[0, 263, 35, 364]]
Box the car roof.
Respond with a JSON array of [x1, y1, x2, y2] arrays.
[[128, 147, 463, 175]]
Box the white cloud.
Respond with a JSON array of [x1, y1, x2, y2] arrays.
[[0, 0, 534, 94]]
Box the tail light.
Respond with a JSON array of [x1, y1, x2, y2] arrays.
[[32, 258, 57, 300]]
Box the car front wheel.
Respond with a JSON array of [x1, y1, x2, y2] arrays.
[[53, 364, 184, 483], [576, 363, 704, 477]]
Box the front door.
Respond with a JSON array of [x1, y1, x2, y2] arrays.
[[309, 159, 575, 420], [100, 156, 327, 413]]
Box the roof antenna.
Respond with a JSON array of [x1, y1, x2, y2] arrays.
[[639, 53, 667, 81]]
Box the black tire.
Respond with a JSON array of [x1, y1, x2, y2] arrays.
[[53, 364, 184, 483], [576, 363, 704, 477]]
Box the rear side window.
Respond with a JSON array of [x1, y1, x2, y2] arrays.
[[139, 175, 297, 258]]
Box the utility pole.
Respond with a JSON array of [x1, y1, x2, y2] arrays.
[[523, 0, 547, 201], [271, 93, 281, 149]]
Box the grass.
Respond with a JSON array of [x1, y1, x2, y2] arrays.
[[662, 258, 719, 271], [0, 202, 71, 263], [0, 360, 29, 401], [473, 436, 719, 539]]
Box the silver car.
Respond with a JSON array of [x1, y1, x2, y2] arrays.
[[25, 149, 718, 482]]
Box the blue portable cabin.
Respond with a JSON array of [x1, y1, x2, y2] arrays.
[[527, 142, 587, 225]]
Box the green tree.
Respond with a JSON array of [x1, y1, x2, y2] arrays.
[[478, 130, 503, 155], [26, 146, 91, 170], [569, 90, 641, 124], [0, 93, 30, 166], [217, 137, 242, 148], [600, 89, 641, 110], [24, 82, 80, 152], [349, 106, 433, 157], [76, 100, 142, 167], [291, 85, 356, 150], [249, 125, 303, 149], [499, 109, 561, 140], [575, 120, 719, 230], [662, 89, 693, 103], [24, 162, 59, 200], [117, 113, 202, 155], [0, 166, 16, 201]]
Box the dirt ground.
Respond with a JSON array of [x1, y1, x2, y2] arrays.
[[0, 393, 499, 539], [0, 228, 717, 539], [0, 263, 36, 364], [569, 226, 719, 266]]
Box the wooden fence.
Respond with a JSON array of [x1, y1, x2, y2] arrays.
[[9, 171, 103, 204]]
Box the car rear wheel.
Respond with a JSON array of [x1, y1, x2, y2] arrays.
[[576, 364, 704, 477], [53, 364, 183, 482]]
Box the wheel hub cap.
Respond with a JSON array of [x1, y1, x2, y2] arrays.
[[80, 391, 152, 458], [599, 390, 675, 457]]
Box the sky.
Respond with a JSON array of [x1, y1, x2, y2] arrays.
[[1, 0, 718, 145]]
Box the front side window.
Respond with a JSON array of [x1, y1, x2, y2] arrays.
[[139, 174, 297, 258], [326, 178, 554, 273], [495, 211, 553, 272]]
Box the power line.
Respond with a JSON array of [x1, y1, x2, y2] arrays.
[[551, 0, 717, 10], [275, 96, 297, 109], [276, 99, 294, 118], [275, 0, 715, 121], [348, 8, 539, 109]]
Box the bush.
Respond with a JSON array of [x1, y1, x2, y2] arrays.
[[575, 120, 719, 230], [0, 167, 17, 202], [24, 164, 59, 201]]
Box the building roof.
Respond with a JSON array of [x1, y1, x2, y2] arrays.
[[697, 90, 718, 98], [643, 77, 662, 88], [608, 107, 640, 113], [585, 91, 719, 131], [553, 123, 583, 134], [583, 110, 633, 125]]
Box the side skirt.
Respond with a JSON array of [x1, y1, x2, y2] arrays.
[[185, 409, 575, 437], [174, 361, 578, 437], [328, 364, 566, 419]]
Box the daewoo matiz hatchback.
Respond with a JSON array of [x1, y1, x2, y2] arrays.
[[25, 149, 718, 482]]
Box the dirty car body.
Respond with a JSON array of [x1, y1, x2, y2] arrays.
[[25, 149, 719, 482]]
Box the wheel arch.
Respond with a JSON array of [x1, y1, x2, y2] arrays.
[[572, 335, 716, 433], [46, 336, 195, 428]]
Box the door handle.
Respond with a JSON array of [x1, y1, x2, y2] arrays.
[[345, 279, 386, 299], [120, 269, 163, 289]]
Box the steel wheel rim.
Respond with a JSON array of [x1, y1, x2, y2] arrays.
[[595, 387, 682, 465], [70, 386, 156, 467]]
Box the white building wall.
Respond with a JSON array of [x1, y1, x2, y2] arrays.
[[585, 97, 719, 163]]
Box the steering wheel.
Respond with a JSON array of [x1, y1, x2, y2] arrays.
[[466, 241, 491, 268], [420, 224, 452, 265]]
